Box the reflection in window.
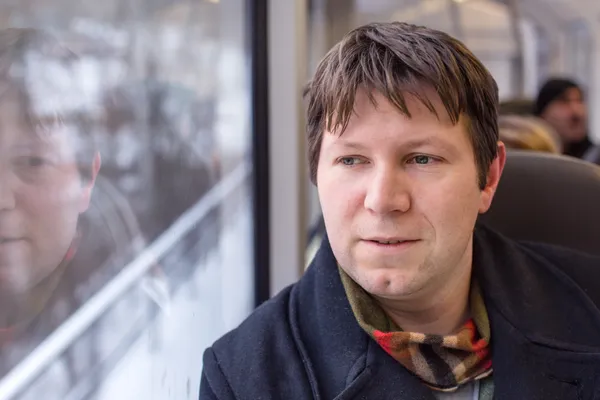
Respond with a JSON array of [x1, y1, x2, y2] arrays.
[[0, 1, 254, 399]]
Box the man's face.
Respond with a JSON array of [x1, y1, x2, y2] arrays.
[[317, 89, 504, 301], [541, 87, 587, 144], [0, 95, 98, 298]]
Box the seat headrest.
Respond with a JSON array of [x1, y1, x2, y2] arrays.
[[478, 150, 600, 256]]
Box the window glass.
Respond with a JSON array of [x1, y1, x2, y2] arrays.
[[0, 1, 254, 399]]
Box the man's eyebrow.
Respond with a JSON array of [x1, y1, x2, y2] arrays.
[[401, 137, 459, 152], [332, 137, 459, 153], [12, 137, 59, 152], [332, 140, 369, 151]]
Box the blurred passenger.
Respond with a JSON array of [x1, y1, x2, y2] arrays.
[[201, 22, 600, 400], [499, 98, 534, 116], [498, 115, 560, 153], [535, 78, 600, 164]]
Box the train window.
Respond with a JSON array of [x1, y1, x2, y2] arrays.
[[565, 20, 592, 90], [0, 1, 255, 399]]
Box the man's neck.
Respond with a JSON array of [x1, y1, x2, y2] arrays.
[[0, 293, 35, 329], [564, 136, 592, 158], [374, 252, 473, 336], [0, 264, 68, 329]]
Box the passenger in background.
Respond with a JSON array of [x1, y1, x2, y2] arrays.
[[201, 22, 600, 400], [498, 115, 560, 153], [535, 78, 600, 164]]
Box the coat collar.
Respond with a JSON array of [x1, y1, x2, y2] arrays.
[[472, 224, 600, 350], [292, 224, 600, 399], [291, 233, 435, 400]]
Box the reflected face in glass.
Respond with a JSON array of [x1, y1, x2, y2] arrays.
[[0, 95, 96, 298], [541, 88, 587, 144], [317, 89, 502, 301]]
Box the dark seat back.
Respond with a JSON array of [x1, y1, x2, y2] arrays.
[[478, 150, 600, 256]]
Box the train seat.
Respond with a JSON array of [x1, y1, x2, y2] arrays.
[[478, 150, 600, 256]]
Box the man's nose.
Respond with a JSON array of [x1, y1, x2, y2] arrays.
[[364, 167, 411, 215], [568, 99, 586, 116]]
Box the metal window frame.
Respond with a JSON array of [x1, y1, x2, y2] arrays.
[[249, 0, 272, 306]]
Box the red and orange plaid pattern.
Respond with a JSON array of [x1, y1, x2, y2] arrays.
[[339, 267, 492, 392]]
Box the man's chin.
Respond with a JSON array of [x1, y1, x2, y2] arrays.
[[0, 285, 30, 301], [0, 271, 37, 298], [567, 129, 587, 142], [352, 267, 423, 299]]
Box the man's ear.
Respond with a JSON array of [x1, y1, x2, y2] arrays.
[[479, 142, 506, 214], [79, 152, 101, 213]]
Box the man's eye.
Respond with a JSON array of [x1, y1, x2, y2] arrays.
[[408, 155, 433, 165], [26, 157, 49, 167], [339, 157, 362, 166], [30, 157, 47, 167], [16, 156, 50, 169]]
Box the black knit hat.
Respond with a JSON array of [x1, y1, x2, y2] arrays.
[[534, 78, 581, 116]]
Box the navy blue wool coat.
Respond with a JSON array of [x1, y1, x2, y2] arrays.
[[201, 225, 600, 399]]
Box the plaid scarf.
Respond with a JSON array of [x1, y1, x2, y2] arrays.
[[339, 267, 492, 392]]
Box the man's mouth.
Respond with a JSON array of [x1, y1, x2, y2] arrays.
[[366, 238, 420, 246], [570, 116, 583, 126], [0, 238, 23, 245]]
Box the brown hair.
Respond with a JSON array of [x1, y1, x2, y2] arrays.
[[499, 115, 561, 153], [0, 28, 97, 181], [304, 22, 499, 189]]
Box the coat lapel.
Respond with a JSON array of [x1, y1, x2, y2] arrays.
[[333, 341, 436, 400], [474, 224, 600, 399], [488, 304, 600, 400]]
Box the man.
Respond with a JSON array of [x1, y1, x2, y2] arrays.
[[534, 77, 600, 164], [0, 29, 168, 400], [200, 22, 600, 399], [0, 27, 102, 371]]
